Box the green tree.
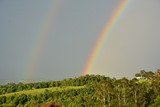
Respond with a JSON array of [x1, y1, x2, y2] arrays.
[[94, 80, 113, 107]]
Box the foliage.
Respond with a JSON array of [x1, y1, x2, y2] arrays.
[[0, 70, 160, 106]]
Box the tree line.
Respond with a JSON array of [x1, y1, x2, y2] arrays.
[[0, 70, 160, 107]]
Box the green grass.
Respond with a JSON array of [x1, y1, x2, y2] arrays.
[[138, 78, 151, 84], [0, 86, 85, 97]]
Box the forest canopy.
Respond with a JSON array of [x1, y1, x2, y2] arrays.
[[0, 70, 160, 107]]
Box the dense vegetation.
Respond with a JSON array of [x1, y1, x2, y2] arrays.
[[0, 70, 160, 107]]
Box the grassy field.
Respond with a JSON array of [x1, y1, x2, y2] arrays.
[[0, 86, 85, 97]]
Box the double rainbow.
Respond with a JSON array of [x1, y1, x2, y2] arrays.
[[26, 0, 129, 81]]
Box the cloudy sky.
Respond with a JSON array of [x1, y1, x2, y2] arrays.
[[0, 0, 160, 83]]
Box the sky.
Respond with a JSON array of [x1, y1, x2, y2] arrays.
[[0, 0, 160, 83]]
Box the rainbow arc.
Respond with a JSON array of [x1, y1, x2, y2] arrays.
[[83, 0, 129, 75]]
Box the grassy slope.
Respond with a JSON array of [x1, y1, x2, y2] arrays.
[[0, 86, 85, 97]]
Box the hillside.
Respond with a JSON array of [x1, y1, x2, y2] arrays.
[[0, 71, 160, 107], [0, 86, 85, 97]]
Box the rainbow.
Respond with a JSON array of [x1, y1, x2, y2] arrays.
[[83, 0, 129, 75], [26, 1, 62, 82]]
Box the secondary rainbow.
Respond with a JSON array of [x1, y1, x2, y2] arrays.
[[83, 0, 129, 75], [26, 1, 62, 82]]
